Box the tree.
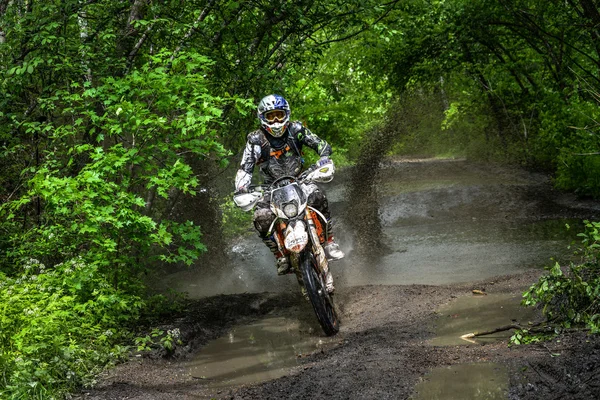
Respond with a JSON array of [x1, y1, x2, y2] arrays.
[[0, 1, 405, 396]]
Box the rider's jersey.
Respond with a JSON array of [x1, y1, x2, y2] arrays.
[[237, 121, 332, 186]]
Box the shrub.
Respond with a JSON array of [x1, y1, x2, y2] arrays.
[[0, 258, 144, 399], [523, 221, 600, 334]]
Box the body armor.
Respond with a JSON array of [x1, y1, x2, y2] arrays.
[[236, 121, 332, 188]]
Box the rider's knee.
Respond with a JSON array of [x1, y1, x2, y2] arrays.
[[307, 187, 329, 215], [253, 207, 275, 237]]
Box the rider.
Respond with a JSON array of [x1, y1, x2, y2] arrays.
[[234, 94, 344, 275]]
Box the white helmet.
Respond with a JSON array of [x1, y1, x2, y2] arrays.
[[257, 94, 291, 137]]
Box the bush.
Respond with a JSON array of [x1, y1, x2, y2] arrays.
[[523, 221, 600, 334], [0, 258, 144, 399], [220, 196, 254, 240]]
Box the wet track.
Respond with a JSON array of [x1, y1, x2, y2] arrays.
[[165, 158, 587, 297], [84, 159, 600, 400]]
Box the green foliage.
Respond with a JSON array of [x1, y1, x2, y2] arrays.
[[338, 0, 600, 196], [0, 35, 234, 400], [545, 96, 600, 197], [0, 258, 143, 399], [1, 51, 233, 276], [556, 154, 600, 198], [287, 40, 393, 159], [0, 1, 404, 397], [134, 328, 182, 354], [522, 221, 600, 336], [220, 197, 254, 240], [510, 330, 553, 346]]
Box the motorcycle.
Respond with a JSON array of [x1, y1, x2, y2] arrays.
[[233, 161, 340, 336]]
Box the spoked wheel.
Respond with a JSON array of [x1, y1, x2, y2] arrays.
[[300, 251, 340, 336]]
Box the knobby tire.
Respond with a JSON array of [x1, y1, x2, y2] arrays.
[[300, 251, 340, 336]]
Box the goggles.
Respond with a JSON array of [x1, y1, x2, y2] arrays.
[[264, 109, 286, 123]]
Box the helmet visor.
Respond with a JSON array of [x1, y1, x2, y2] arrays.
[[264, 109, 286, 123]]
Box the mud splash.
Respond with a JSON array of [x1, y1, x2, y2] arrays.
[[163, 160, 584, 298]]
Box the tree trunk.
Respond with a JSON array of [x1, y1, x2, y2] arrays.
[[0, 0, 10, 43]]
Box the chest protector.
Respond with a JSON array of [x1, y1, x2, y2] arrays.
[[254, 126, 304, 183]]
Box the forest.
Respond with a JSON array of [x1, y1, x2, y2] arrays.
[[2, 0, 600, 398]]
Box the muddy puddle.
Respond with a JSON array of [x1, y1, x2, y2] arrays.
[[411, 363, 508, 400], [187, 316, 338, 388], [430, 293, 538, 346]]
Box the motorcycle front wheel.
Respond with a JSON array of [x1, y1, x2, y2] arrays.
[[300, 251, 340, 336]]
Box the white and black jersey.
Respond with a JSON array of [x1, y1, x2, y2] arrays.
[[235, 121, 332, 191]]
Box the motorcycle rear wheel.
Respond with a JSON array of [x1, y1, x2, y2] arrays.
[[300, 251, 340, 336]]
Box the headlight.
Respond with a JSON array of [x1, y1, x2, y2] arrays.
[[283, 202, 298, 218]]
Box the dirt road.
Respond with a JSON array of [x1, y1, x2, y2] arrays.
[[81, 160, 600, 399]]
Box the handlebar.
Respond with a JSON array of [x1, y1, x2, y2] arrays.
[[245, 174, 307, 195], [238, 160, 334, 197]]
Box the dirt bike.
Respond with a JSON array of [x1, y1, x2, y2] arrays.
[[233, 161, 340, 336]]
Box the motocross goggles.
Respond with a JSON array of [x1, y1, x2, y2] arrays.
[[264, 109, 287, 122]]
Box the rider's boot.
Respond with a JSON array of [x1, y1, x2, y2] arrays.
[[323, 219, 344, 261], [262, 237, 292, 275]]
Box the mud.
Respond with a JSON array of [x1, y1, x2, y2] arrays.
[[412, 363, 509, 400], [430, 293, 539, 346], [80, 160, 600, 400], [82, 272, 600, 400], [186, 316, 338, 387]]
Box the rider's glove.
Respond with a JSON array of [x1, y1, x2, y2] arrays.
[[316, 156, 331, 167], [234, 186, 249, 195], [234, 170, 252, 195]]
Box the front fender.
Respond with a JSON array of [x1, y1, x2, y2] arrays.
[[284, 220, 309, 253]]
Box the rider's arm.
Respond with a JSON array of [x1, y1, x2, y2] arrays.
[[235, 132, 264, 193], [293, 122, 332, 158]]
